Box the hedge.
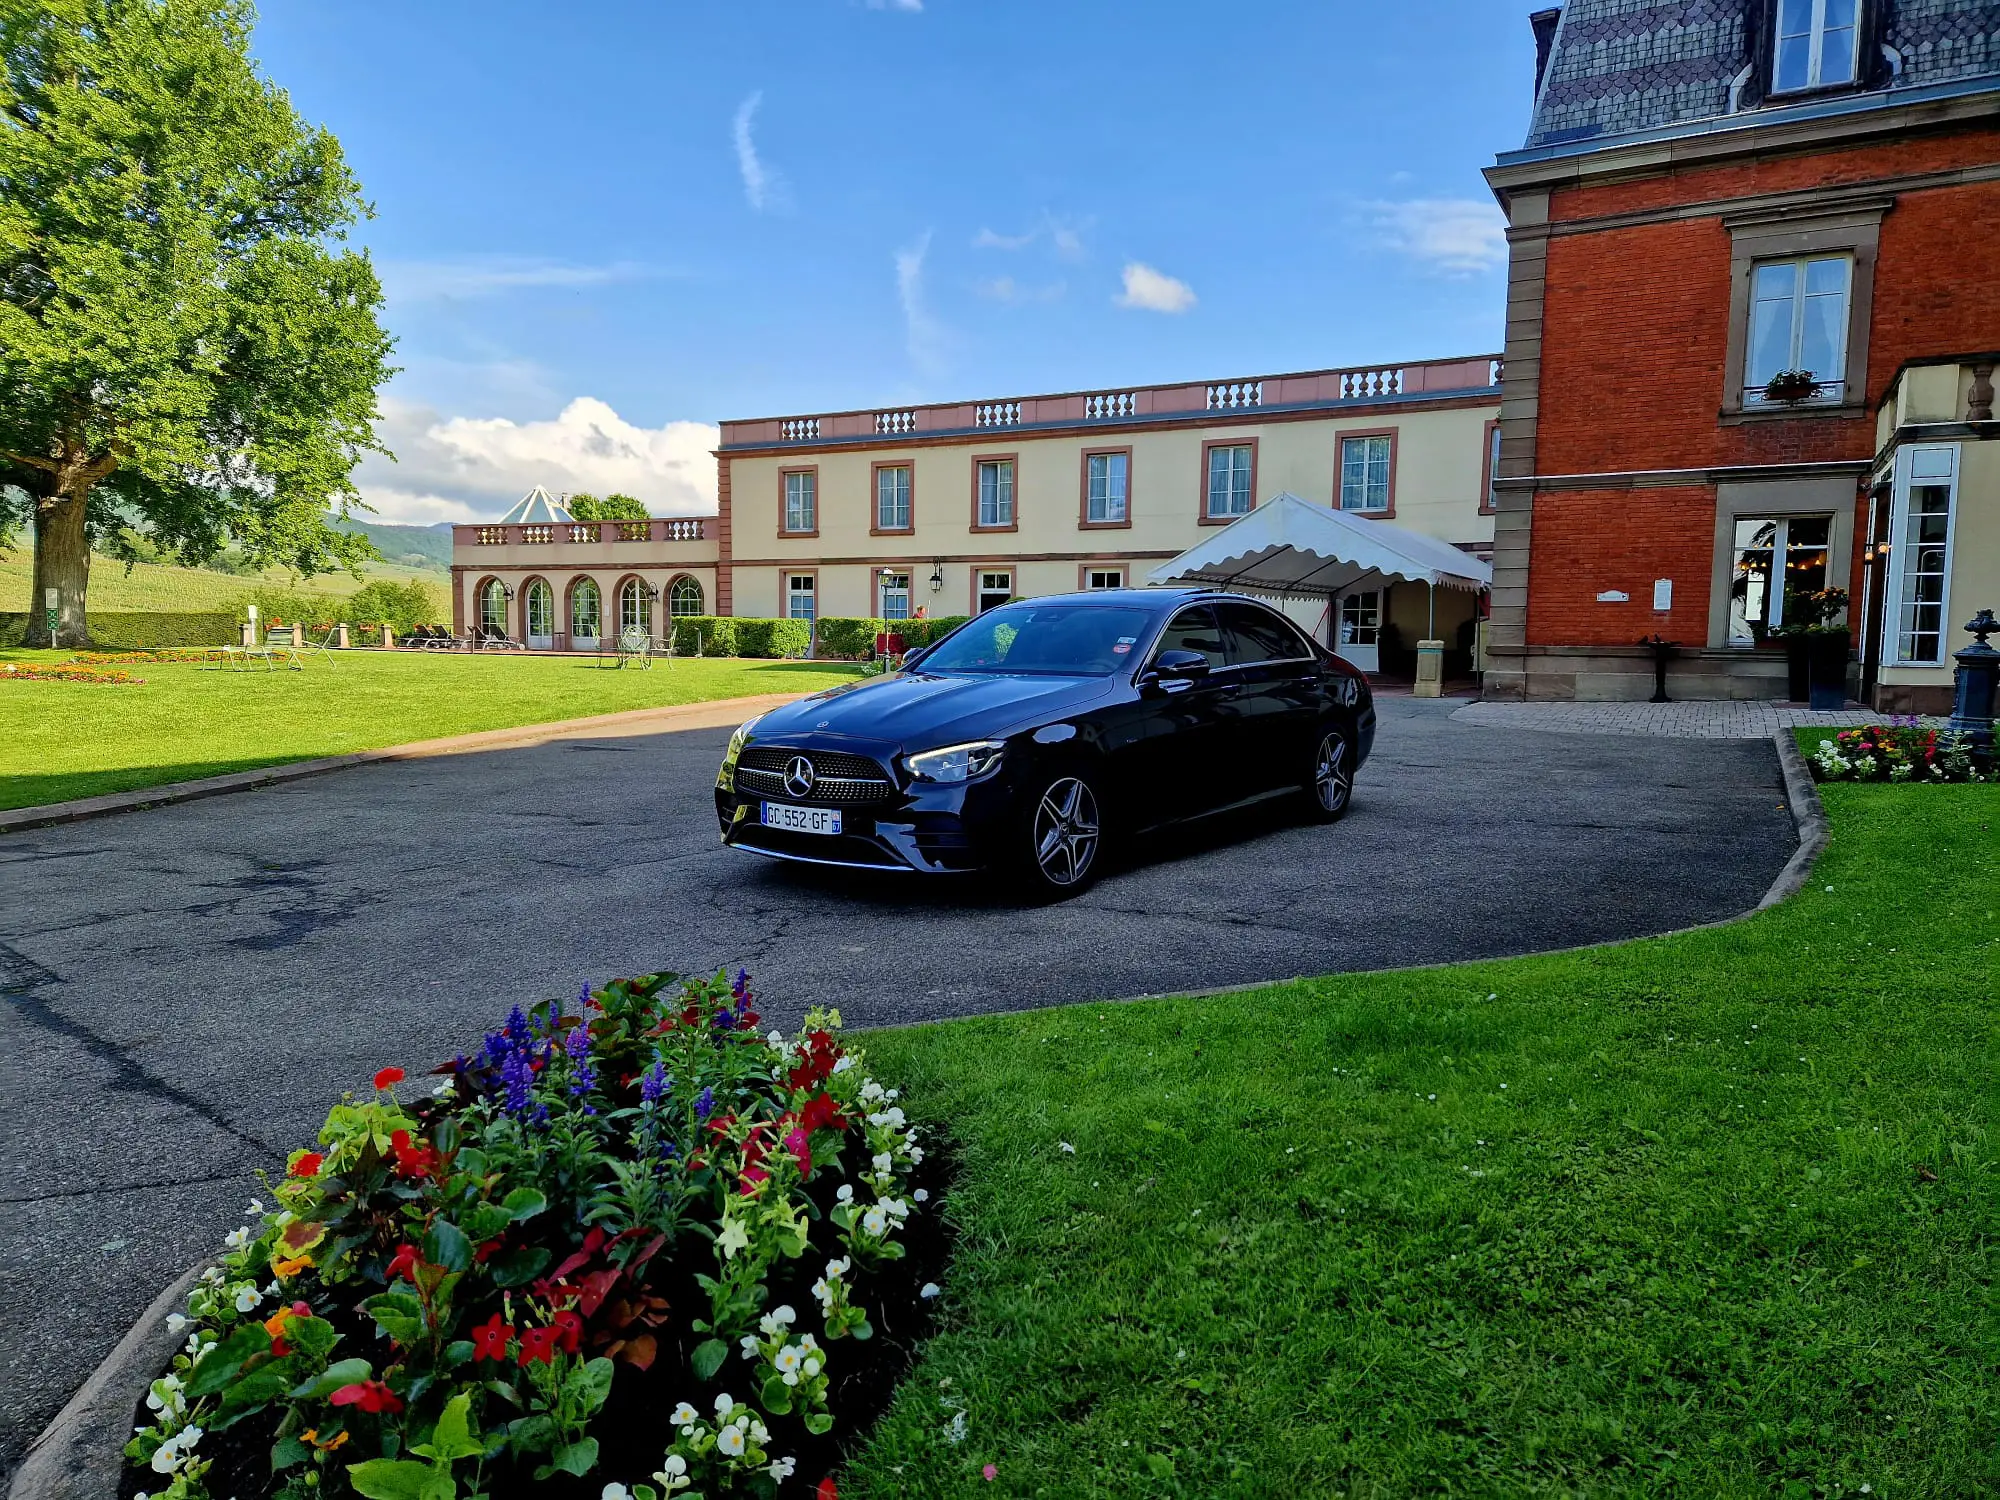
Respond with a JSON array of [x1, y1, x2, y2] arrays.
[[669, 616, 810, 659], [814, 617, 887, 660], [0, 610, 238, 648]]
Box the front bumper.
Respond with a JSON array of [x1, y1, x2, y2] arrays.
[[716, 741, 1018, 874]]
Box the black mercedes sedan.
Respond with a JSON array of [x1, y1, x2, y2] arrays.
[[714, 588, 1375, 899]]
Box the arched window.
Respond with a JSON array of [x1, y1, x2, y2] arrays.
[[524, 580, 553, 646], [619, 579, 652, 636], [479, 579, 508, 639], [669, 577, 704, 618], [570, 578, 601, 642]]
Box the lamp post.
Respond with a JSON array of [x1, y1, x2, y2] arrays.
[[43, 587, 57, 649], [1948, 608, 1998, 763], [929, 559, 944, 594]]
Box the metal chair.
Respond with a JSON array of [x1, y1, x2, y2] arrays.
[[616, 624, 653, 669]]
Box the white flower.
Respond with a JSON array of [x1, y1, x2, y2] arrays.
[[740, 1334, 761, 1360], [164, 1313, 189, 1336], [716, 1216, 750, 1260], [717, 1425, 745, 1457], [150, 1441, 182, 1475], [835, 1184, 854, 1203], [798, 1333, 819, 1352], [882, 1197, 909, 1220], [803, 1355, 821, 1376], [872, 1152, 894, 1175], [433, 1079, 454, 1097], [602, 1486, 631, 1500], [181, 1425, 201, 1447], [812, 1278, 833, 1309], [921, 1282, 941, 1298], [767, 1030, 785, 1048], [862, 1206, 889, 1236], [826, 1257, 850, 1279], [886, 1089, 900, 1101], [771, 1303, 796, 1325], [831, 1055, 855, 1074], [945, 1409, 969, 1444], [914, 1188, 930, 1202], [1059, 1141, 1075, 1154], [714, 1392, 735, 1417], [775, 1345, 803, 1374], [661, 1454, 689, 1476], [233, 1285, 262, 1313], [183, 1335, 205, 1359], [908, 1146, 925, 1164], [768, 1456, 797, 1480], [223, 1226, 252, 1250], [859, 1079, 885, 1102], [868, 1106, 906, 1129], [198, 1267, 224, 1286], [670, 1402, 698, 1426], [246, 1198, 263, 1214], [748, 1417, 769, 1444]]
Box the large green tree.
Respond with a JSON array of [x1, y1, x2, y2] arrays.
[[0, 0, 395, 645]]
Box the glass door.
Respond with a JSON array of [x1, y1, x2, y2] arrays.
[[1336, 591, 1381, 673]]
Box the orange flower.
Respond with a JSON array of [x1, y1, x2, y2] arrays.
[[301, 1429, 350, 1452], [273, 1254, 312, 1278]]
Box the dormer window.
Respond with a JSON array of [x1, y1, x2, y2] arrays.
[[1773, 0, 1859, 94]]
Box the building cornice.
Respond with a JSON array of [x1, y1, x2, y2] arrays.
[[1486, 77, 2000, 204], [1490, 458, 1872, 493]]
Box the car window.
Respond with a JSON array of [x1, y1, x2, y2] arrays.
[[917, 604, 1158, 675], [1218, 601, 1313, 665], [1153, 605, 1227, 671]]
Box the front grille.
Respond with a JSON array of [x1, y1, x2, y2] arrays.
[[736, 746, 893, 805]]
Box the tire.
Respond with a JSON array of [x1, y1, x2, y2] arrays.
[[1018, 769, 1105, 900], [1304, 725, 1355, 823]]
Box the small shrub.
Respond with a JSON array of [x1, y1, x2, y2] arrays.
[[905, 615, 970, 649], [1809, 721, 1988, 783], [672, 616, 737, 658], [813, 618, 886, 660], [125, 970, 946, 1500], [733, 618, 812, 659], [342, 579, 445, 635]]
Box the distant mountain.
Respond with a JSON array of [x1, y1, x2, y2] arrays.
[[328, 515, 453, 572]]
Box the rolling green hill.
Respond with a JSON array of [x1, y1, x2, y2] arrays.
[[1, 549, 441, 613], [328, 515, 453, 572]]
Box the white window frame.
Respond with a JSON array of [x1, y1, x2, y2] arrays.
[[1206, 444, 1253, 519], [786, 574, 816, 622], [783, 471, 816, 533], [1726, 514, 1835, 644], [525, 579, 553, 642], [570, 578, 601, 641], [879, 571, 912, 621], [1086, 452, 1128, 524], [669, 577, 704, 618], [1085, 568, 1125, 591], [977, 460, 1014, 528], [876, 465, 912, 531], [1339, 435, 1392, 512], [1744, 255, 1852, 405], [976, 570, 1014, 613], [480, 580, 508, 637], [1883, 443, 1959, 667], [1772, 0, 1861, 95], [619, 580, 652, 635]]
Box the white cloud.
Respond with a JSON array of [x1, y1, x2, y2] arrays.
[[976, 275, 1066, 305], [1115, 261, 1196, 314], [376, 257, 652, 303], [733, 92, 789, 213], [971, 213, 1087, 261], [355, 395, 718, 524], [896, 231, 948, 373], [1365, 198, 1508, 275]]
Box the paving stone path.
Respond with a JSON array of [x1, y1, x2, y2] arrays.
[[1452, 700, 1906, 740]]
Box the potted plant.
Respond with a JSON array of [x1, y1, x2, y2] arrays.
[[1762, 369, 1823, 405], [1776, 588, 1849, 705]]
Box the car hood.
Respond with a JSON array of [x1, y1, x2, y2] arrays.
[[748, 670, 1116, 752]]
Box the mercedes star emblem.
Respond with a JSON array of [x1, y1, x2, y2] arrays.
[[783, 755, 816, 798]]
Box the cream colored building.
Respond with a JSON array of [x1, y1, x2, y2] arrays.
[[453, 356, 1503, 677], [1862, 358, 1999, 714]]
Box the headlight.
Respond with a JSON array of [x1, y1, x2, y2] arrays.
[[725, 715, 763, 762], [903, 740, 1006, 784]]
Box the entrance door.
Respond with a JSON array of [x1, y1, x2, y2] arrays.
[[1336, 591, 1380, 673], [525, 581, 553, 649]]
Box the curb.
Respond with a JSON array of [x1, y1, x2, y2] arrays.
[[7, 1260, 210, 1500], [1759, 729, 1831, 911], [0, 692, 811, 836]]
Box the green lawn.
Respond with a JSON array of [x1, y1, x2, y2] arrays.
[[0, 649, 859, 809], [852, 784, 1998, 1498]]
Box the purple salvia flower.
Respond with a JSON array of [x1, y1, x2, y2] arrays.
[[567, 1022, 597, 1097], [732, 968, 751, 1001], [696, 1085, 715, 1121], [641, 1059, 671, 1105], [504, 1005, 532, 1049], [500, 1048, 536, 1118]]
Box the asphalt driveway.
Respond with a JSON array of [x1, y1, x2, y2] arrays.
[[0, 698, 1797, 1476]]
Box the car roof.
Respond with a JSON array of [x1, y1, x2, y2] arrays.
[[1002, 587, 1265, 613]]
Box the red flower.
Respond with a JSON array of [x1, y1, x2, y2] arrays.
[[799, 1092, 845, 1135], [388, 1129, 438, 1179], [816, 1480, 839, 1500], [385, 1244, 422, 1283], [289, 1152, 323, 1178], [263, 1300, 312, 1357], [472, 1312, 512, 1362], [330, 1380, 403, 1414], [551, 1308, 584, 1355], [373, 1067, 405, 1091], [786, 1127, 812, 1176], [517, 1326, 560, 1366]]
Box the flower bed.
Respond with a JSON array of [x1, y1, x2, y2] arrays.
[[3, 659, 144, 684], [1809, 721, 1989, 783], [124, 971, 948, 1500]]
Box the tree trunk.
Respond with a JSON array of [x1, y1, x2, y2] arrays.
[[28, 491, 92, 648]]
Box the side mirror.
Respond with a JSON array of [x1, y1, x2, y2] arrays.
[[1141, 648, 1210, 693], [900, 645, 930, 672]]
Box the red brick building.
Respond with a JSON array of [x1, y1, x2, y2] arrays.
[[1486, 1, 2000, 706]]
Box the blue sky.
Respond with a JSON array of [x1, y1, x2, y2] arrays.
[[253, 0, 1539, 522]]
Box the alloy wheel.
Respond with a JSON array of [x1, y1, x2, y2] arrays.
[[1314, 732, 1352, 814], [1033, 777, 1101, 887]]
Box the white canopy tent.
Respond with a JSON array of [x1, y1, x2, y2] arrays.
[[1146, 491, 1491, 641]]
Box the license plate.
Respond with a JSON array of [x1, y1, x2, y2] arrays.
[[761, 803, 842, 836]]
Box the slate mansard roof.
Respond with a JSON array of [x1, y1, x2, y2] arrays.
[[1523, 0, 2000, 151]]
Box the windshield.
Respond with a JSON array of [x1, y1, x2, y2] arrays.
[[916, 604, 1158, 676]]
